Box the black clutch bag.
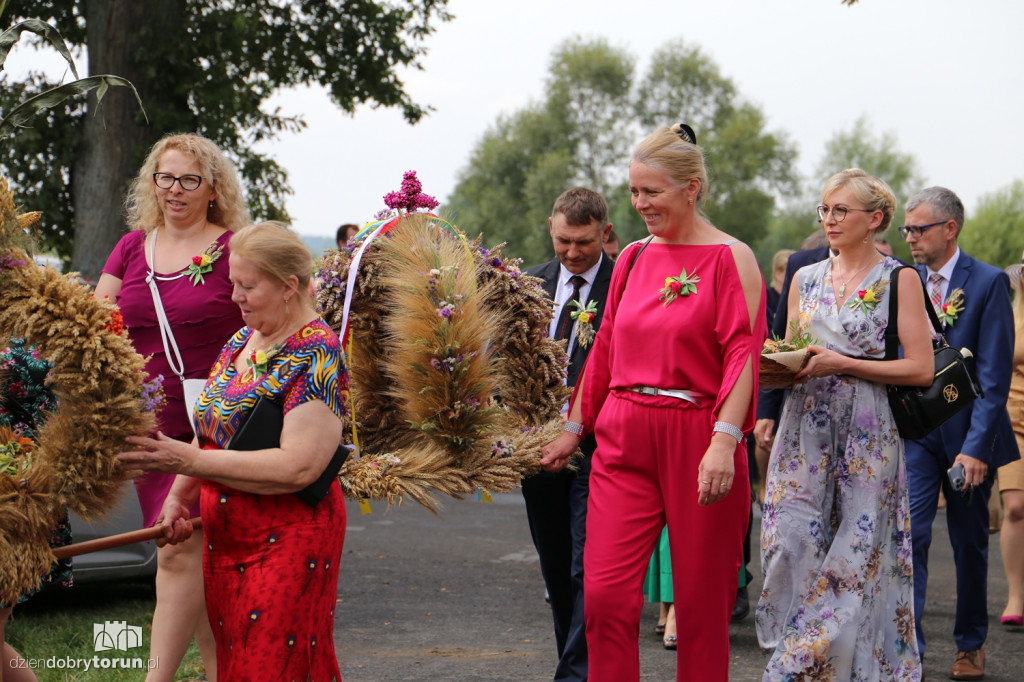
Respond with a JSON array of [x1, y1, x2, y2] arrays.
[[883, 266, 982, 440], [226, 396, 349, 506]]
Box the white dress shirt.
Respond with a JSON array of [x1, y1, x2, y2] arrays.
[[926, 247, 961, 303], [548, 255, 603, 356]]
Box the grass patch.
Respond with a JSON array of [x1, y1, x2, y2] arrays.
[[6, 581, 206, 681]]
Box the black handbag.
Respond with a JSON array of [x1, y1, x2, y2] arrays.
[[883, 266, 982, 440], [227, 396, 350, 506]]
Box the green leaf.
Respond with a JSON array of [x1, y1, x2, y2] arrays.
[[0, 19, 79, 79], [0, 75, 146, 140]]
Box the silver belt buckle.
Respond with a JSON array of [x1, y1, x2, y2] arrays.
[[636, 386, 658, 396]]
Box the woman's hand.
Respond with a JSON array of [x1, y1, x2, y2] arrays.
[[118, 432, 199, 476], [153, 497, 194, 547], [794, 345, 847, 382], [540, 432, 581, 473], [697, 436, 736, 506]]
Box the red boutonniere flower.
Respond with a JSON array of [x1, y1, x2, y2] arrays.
[[246, 344, 282, 381], [569, 299, 598, 348], [846, 278, 888, 314], [937, 288, 964, 327], [186, 242, 224, 286], [659, 269, 700, 306]]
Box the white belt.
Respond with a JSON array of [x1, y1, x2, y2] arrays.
[[626, 386, 699, 404]]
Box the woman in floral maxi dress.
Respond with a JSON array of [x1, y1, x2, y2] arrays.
[[756, 169, 933, 681]]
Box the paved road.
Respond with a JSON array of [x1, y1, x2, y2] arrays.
[[335, 493, 1023, 681]]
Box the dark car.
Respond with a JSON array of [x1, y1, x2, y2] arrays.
[[67, 481, 157, 583]]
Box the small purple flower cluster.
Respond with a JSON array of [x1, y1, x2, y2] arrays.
[[0, 254, 28, 273], [139, 374, 166, 413], [436, 301, 456, 319], [382, 171, 439, 213], [429, 350, 478, 373], [491, 439, 514, 459]]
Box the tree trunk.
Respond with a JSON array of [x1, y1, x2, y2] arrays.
[[71, 0, 187, 281]]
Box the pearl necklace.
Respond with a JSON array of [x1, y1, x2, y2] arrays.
[[832, 257, 880, 298]]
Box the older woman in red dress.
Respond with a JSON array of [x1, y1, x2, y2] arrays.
[[120, 223, 347, 681]]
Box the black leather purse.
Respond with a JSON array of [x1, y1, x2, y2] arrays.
[[227, 396, 350, 506], [883, 266, 982, 440]]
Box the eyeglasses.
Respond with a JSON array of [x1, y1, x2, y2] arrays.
[[897, 220, 945, 239], [816, 204, 875, 223], [153, 172, 203, 191]]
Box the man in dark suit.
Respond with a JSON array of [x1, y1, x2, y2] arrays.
[[901, 186, 1020, 680], [523, 187, 614, 681], [753, 243, 831, 442]]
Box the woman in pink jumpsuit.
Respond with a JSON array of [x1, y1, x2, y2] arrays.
[[542, 124, 766, 681]]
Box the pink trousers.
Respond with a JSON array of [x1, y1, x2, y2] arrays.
[[584, 392, 750, 682]]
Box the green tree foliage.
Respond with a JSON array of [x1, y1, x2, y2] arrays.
[[959, 179, 1024, 269], [761, 116, 926, 267], [446, 37, 799, 266], [0, 0, 451, 278]]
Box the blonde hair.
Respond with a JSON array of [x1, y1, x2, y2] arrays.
[[771, 249, 795, 287], [125, 133, 249, 233], [632, 124, 709, 206], [230, 222, 312, 304], [821, 168, 897, 235], [1008, 265, 1024, 332]]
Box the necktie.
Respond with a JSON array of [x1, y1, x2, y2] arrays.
[[928, 273, 944, 308], [555, 275, 586, 342]]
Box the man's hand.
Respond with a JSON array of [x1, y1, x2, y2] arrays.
[[753, 419, 775, 451], [953, 453, 988, 488]]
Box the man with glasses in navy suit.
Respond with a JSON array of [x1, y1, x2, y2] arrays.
[[901, 186, 1020, 680]]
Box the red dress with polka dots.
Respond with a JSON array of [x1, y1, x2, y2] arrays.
[[194, 320, 348, 681]]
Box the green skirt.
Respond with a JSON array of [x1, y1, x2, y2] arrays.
[[642, 526, 672, 603]]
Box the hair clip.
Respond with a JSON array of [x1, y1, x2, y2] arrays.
[[676, 123, 697, 145]]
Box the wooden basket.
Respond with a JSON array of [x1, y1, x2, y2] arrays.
[[759, 350, 810, 390]]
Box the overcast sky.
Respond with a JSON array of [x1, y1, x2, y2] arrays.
[[9, 0, 1024, 240]]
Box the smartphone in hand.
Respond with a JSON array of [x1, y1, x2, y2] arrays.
[[947, 463, 966, 492]]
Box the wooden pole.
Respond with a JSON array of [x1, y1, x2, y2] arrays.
[[53, 518, 203, 559]]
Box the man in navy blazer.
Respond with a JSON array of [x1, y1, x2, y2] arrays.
[[901, 186, 1020, 680], [523, 187, 614, 681], [753, 244, 831, 438]]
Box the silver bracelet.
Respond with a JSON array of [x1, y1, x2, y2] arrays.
[[563, 420, 585, 437], [712, 421, 744, 444]]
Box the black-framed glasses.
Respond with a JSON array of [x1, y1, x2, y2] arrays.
[[897, 220, 945, 239], [153, 172, 203, 191], [816, 204, 875, 223]]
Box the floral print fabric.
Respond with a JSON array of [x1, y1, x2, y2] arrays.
[[756, 257, 921, 681]]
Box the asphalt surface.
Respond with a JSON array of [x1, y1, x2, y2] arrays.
[[335, 493, 1023, 681]]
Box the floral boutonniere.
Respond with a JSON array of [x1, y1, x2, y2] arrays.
[[937, 288, 965, 327], [246, 344, 282, 381], [659, 269, 700, 307], [569, 299, 598, 348], [847, 277, 889, 314], [186, 241, 224, 286]]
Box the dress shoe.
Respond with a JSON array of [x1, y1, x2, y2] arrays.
[[731, 585, 750, 623], [950, 648, 985, 680], [663, 635, 677, 650]]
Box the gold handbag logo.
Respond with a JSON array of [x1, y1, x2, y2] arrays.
[[943, 384, 959, 403]]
